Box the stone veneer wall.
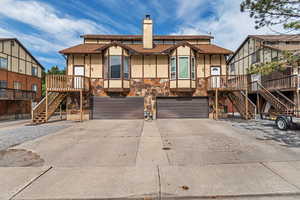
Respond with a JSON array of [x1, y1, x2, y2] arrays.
[[65, 78, 230, 120], [89, 78, 208, 119]]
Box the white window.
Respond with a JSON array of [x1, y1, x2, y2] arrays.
[[0, 57, 8, 69], [32, 66, 38, 76], [110, 55, 121, 79], [251, 50, 260, 64], [191, 57, 196, 80], [230, 63, 235, 73], [178, 56, 189, 79], [170, 56, 176, 80], [0, 80, 7, 88], [124, 56, 129, 79], [14, 81, 21, 90], [32, 84, 38, 92]]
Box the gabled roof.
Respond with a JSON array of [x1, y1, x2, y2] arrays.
[[161, 41, 203, 53], [0, 38, 45, 70], [59, 44, 104, 54], [81, 34, 214, 40], [249, 34, 300, 42], [59, 42, 232, 55], [227, 34, 300, 63]]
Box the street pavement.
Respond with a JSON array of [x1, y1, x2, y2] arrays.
[[0, 119, 300, 199]]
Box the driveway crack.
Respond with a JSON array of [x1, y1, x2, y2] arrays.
[[157, 165, 161, 200], [9, 166, 53, 200], [260, 162, 300, 191], [134, 120, 144, 165]]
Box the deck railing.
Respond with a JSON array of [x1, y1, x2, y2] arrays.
[[206, 75, 247, 91], [46, 75, 90, 91], [0, 88, 36, 100], [249, 75, 299, 92]]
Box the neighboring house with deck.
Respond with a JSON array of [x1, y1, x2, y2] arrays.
[[0, 38, 43, 120], [227, 35, 300, 116], [33, 15, 242, 123]]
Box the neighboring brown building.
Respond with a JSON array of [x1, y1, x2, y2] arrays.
[[0, 38, 44, 120], [227, 34, 300, 115]]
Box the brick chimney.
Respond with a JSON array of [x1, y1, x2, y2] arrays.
[[143, 15, 153, 49]]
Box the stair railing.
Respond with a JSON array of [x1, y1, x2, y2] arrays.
[[256, 81, 289, 113], [31, 92, 59, 121], [241, 91, 257, 119]]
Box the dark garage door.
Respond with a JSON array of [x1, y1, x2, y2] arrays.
[[157, 97, 209, 118], [92, 97, 144, 119]]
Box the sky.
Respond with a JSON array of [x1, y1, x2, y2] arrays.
[[0, 0, 287, 70]]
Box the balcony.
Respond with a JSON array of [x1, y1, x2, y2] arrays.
[[0, 88, 36, 100], [206, 75, 247, 91], [249, 75, 299, 93], [46, 75, 90, 92], [103, 79, 130, 92]]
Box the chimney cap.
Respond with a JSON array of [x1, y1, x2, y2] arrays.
[[145, 14, 151, 19]]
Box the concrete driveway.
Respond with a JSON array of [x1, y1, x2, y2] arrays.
[[1, 119, 300, 199]]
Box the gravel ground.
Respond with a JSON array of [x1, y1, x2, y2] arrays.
[[222, 118, 300, 148], [0, 121, 72, 150]]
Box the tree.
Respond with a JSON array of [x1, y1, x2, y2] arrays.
[[240, 0, 300, 31], [47, 65, 66, 75], [247, 51, 300, 75], [42, 66, 66, 96]]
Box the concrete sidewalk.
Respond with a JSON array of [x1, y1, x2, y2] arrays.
[[1, 161, 299, 199]]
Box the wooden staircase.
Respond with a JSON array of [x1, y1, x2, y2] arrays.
[[32, 92, 67, 124], [256, 82, 293, 115], [273, 90, 296, 113], [228, 91, 257, 119]]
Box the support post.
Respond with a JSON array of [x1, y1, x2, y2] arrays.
[[256, 92, 259, 114], [80, 90, 83, 122], [60, 104, 62, 120], [45, 90, 48, 122], [297, 89, 299, 117], [215, 89, 218, 120], [245, 88, 249, 120]]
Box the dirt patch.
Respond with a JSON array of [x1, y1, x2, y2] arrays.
[[0, 149, 44, 167]]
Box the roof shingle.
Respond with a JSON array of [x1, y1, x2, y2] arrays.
[[249, 34, 300, 42], [59, 43, 233, 55]]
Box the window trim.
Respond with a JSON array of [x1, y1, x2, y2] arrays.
[[32, 84, 38, 92], [31, 66, 38, 76], [0, 80, 7, 88], [191, 56, 196, 80], [170, 56, 177, 80], [13, 81, 22, 90], [123, 56, 130, 80], [0, 57, 8, 69], [178, 56, 190, 79]]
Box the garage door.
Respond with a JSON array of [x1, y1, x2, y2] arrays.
[[92, 97, 144, 119], [157, 97, 209, 118]]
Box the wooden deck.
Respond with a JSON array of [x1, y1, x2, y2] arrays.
[[46, 75, 90, 92], [206, 75, 247, 91], [249, 75, 299, 93]]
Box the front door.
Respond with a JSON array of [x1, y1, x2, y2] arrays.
[[74, 66, 84, 89], [211, 66, 221, 88]]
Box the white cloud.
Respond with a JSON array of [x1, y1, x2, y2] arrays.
[[173, 0, 289, 51], [0, 27, 64, 53], [176, 0, 211, 22], [0, 0, 111, 47]]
